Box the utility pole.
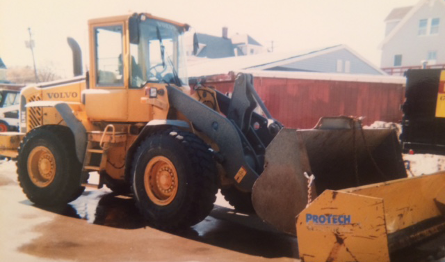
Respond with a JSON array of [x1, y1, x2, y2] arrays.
[[26, 27, 39, 83]]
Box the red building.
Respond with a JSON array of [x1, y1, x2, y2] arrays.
[[197, 71, 406, 129]]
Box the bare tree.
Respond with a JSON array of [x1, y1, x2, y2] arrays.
[[6, 65, 62, 84]]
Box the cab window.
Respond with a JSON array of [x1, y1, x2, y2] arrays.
[[95, 25, 124, 86]]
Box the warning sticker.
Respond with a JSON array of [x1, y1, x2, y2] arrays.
[[234, 166, 247, 183], [435, 71, 445, 118]]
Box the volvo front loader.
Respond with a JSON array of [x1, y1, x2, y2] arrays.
[[1, 13, 445, 262]]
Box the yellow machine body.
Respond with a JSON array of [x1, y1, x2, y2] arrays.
[[20, 78, 86, 132], [1, 13, 195, 179], [2, 12, 445, 262], [19, 13, 190, 131]]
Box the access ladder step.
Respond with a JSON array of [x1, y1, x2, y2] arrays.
[[84, 165, 101, 171], [81, 183, 100, 188], [87, 132, 127, 143], [87, 149, 105, 154]]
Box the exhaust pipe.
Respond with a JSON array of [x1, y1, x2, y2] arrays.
[[67, 37, 83, 77]]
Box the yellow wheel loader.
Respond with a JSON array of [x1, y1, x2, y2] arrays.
[[1, 13, 445, 261]]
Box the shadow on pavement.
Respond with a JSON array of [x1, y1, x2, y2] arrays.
[[179, 207, 299, 258], [24, 191, 299, 259]]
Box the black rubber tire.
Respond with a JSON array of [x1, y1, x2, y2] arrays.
[[131, 129, 218, 231], [221, 186, 255, 214], [17, 125, 85, 206]]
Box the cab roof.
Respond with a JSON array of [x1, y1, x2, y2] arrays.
[[88, 13, 189, 31]]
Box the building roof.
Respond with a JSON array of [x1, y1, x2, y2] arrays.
[[196, 33, 235, 59], [247, 35, 262, 46], [248, 45, 342, 70], [384, 6, 413, 21], [188, 44, 385, 77], [380, 0, 445, 48], [237, 70, 406, 84], [0, 58, 6, 69]]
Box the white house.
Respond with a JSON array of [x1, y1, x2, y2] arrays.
[[380, 0, 445, 75], [231, 33, 266, 56]]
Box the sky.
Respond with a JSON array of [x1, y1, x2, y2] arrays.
[[0, 0, 419, 78]]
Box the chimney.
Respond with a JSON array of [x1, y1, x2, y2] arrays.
[[222, 27, 228, 39]]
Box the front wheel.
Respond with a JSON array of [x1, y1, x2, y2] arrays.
[[132, 129, 218, 231], [17, 126, 85, 206]]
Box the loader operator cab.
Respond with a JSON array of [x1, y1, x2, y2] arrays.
[[92, 13, 188, 89], [86, 13, 191, 122]]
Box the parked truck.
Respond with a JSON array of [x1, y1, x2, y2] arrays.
[[1, 13, 445, 262], [0, 87, 20, 132], [400, 69, 445, 155]]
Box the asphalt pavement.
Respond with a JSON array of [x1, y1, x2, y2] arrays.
[[0, 159, 299, 262], [2, 159, 445, 262]]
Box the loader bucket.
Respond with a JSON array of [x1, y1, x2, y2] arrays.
[[296, 173, 445, 262], [0, 132, 24, 159], [252, 118, 406, 235]]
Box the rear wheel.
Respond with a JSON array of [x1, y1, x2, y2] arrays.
[[17, 126, 85, 206], [132, 129, 218, 231], [0, 120, 9, 132]]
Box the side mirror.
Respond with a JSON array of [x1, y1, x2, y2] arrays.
[[129, 14, 140, 44], [193, 33, 199, 55]]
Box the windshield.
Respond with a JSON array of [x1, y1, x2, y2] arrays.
[[130, 18, 188, 88], [0, 91, 19, 108]]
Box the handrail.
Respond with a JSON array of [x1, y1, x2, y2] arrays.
[[382, 64, 445, 76], [100, 124, 115, 149]]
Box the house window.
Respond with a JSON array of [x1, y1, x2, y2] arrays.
[[337, 59, 343, 72], [418, 19, 428, 35], [427, 51, 437, 65], [394, 54, 402, 67], [431, 18, 440, 34], [428, 51, 437, 60], [345, 61, 351, 73]]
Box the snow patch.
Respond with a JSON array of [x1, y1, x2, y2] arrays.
[[364, 121, 402, 137], [403, 153, 445, 177], [365, 121, 445, 176]]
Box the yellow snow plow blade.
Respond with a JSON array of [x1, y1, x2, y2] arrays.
[[0, 132, 24, 159], [297, 173, 445, 262], [251, 117, 445, 261]]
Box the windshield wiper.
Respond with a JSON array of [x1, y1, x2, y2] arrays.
[[156, 26, 166, 68], [155, 26, 181, 86], [167, 56, 182, 86]]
